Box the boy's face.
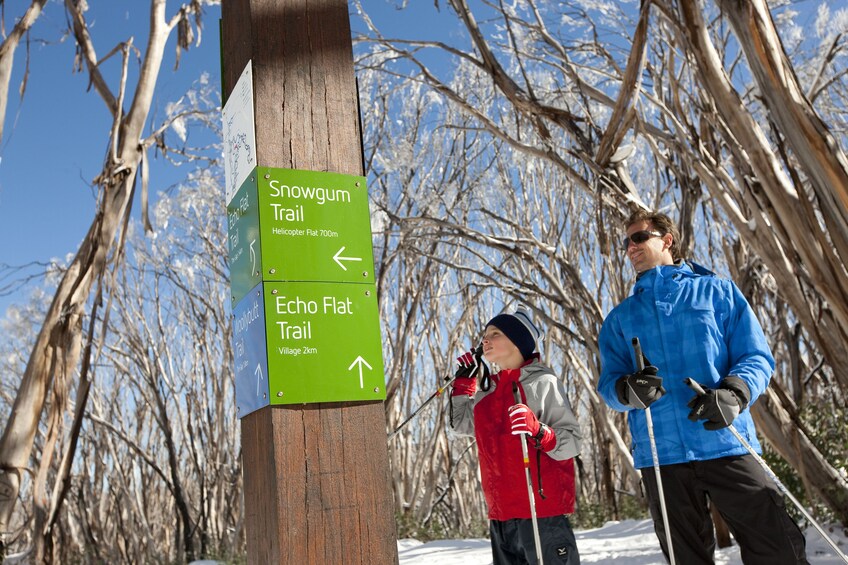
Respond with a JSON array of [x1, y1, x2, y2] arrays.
[[482, 326, 521, 367], [625, 220, 674, 273]]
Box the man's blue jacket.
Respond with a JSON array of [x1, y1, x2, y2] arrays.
[[598, 262, 774, 468]]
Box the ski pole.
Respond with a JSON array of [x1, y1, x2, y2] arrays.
[[512, 381, 544, 565], [388, 343, 484, 441], [632, 338, 676, 565], [685, 378, 848, 564]]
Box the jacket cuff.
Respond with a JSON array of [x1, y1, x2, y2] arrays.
[[614, 376, 630, 405], [721, 376, 751, 410], [532, 423, 557, 452], [451, 377, 477, 397]]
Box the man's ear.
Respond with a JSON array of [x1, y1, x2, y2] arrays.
[[662, 233, 673, 250]]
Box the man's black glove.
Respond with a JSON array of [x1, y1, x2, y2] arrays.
[[615, 365, 666, 409], [687, 376, 751, 430]]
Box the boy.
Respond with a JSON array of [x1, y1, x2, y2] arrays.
[[451, 308, 582, 565]]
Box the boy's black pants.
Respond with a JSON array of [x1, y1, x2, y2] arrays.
[[489, 514, 579, 565]]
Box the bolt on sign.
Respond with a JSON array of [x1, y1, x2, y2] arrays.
[[224, 61, 384, 416]]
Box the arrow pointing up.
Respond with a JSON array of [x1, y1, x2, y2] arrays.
[[254, 363, 264, 397], [347, 356, 373, 388], [333, 246, 363, 271]]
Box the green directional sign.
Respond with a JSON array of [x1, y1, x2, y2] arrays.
[[226, 166, 386, 413], [228, 177, 262, 305], [263, 281, 385, 404], [227, 167, 376, 305]]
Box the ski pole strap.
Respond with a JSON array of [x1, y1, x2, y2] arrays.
[[480, 366, 491, 391], [448, 392, 462, 427], [531, 423, 548, 444], [535, 449, 546, 499]]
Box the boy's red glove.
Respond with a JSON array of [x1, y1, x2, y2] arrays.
[[508, 403, 540, 435], [508, 403, 555, 451], [451, 349, 479, 396]]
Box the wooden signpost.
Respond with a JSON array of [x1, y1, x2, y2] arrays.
[[221, 2, 398, 563]]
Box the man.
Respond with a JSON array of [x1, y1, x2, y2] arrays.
[[597, 210, 807, 564], [451, 308, 581, 564]]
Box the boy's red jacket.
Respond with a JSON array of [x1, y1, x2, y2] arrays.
[[451, 357, 581, 520]]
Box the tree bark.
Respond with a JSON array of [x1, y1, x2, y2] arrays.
[[0, 0, 202, 557], [718, 0, 848, 271], [675, 1, 848, 393], [0, 0, 48, 145], [752, 387, 848, 526]]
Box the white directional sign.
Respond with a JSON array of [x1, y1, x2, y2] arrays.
[[333, 246, 363, 271], [348, 356, 373, 388], [223, 60, 256, 205]]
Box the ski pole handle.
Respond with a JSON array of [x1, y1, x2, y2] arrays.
[[511, 382, 531, 464], [685, 378, 706, 396], [632, 337, 645, 372], [454, 343, 485, 378]]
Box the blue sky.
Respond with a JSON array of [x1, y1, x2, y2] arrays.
[[0, 1, 226, 313], [0, 0, 461, 316], [0, 0, 833, 316]]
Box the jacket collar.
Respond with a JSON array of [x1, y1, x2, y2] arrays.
[[633, 260, 715, 292], [493, 354, 542, 384]]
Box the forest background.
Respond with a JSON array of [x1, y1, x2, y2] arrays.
[[0, 0, 847, 563]]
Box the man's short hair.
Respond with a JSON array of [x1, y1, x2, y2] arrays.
[[625, 210, 682, 260]]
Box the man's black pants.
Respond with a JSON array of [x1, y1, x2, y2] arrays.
[[641, 455, 808, 564]]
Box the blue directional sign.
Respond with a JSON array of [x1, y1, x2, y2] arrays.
[[232, 284, 270, 416]]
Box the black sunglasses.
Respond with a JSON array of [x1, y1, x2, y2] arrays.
[[623, 230, 663, 249]]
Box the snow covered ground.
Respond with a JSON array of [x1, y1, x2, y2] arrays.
[[397, 519, 848, 564]]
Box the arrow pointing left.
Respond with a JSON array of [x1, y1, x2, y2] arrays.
[[333, 246, 363, 271]]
